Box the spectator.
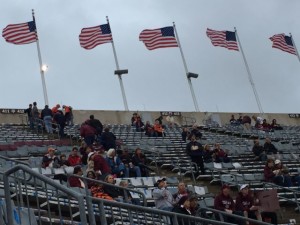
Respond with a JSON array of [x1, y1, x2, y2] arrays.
[[101, 127, 116, 151], [186, 135, 205, 174], [252, 139, 267, 161], [214, 185, 243, 223], [263, 138, 279, 156], [166, 112, 176, 127], [213, 143, 231, 163], [152, 178, 174, 211], [270, 119, 283, 130], [68, 166, 85, 188], [59, 154, 70, 167], [264, 159, 275, 182], [242, 115, 251, 130], [131, 113, 138, 126], [273, 159, 292, 187], [62, 105, 73, 126], [189, 124, 202, 140], [181, 127, 190, 142], [53, 110, 66, 138], [119, 180, 141, 205], [90, 151, 111, 176], [237, 115, 243, 125], [153, 119, 165, 137], [262, 119, 271, 131], [86, 170, 98, 189], [144, 121, 154, 137], [88, 115, 103, 136], [67, 147, 82, 166], [252, 115, 264, 129], [102, 174, 123, 201], [105, 148, 126, 178], [132, 148, 152, 177], [41, 105, 53, 134], [120, 149, 142, 177], [81, 145, 92, 165], [229, 115, 237, 125], [203, 144, 214, 163], [235, 184, 262, 224], [135, 116, 145, 132], [51, 104, 60, 114], [172, 196, 193, 225], [80, 121, 97, 146], [155, 115, 164, 125], [42, 147, 59, 168], [24, 103, 33, 129], [32, 101, 40, 120], [173, 182, 189, 205]]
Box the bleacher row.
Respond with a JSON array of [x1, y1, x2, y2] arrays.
[[0, 122, 300, 224]]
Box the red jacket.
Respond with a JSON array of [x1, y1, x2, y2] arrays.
[[235, 192, 254, 212], [68, 176, 84, 188], [264, 166, 275, 182], [214, 193, 235, 211], [67, 155, 82, 166]]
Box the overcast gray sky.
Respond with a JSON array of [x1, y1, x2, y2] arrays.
[[1, 0, 300, 113]]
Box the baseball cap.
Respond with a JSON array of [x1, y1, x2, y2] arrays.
[[274, 159, 281, 165], [239, 184, 249, 191]]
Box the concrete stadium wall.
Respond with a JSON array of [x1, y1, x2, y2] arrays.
[[2, 110, 300, 127]]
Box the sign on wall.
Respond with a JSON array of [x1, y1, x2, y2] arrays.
[[288, 114, 300, 118], [160, 112, 182, 116], [0, 109, 25, 114]]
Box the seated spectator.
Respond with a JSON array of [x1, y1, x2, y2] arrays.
[[166, 112, 176, 127], [144, 121, 154, 137], [181, 127, 190, 142], [262, 119, 271, 131], [270, 119, 283, 130], [67, 147, 82, 166], [119, 180, 141, 205], [229, 115, 237, 125], [252, 115, 263, 129], [203, 144, 214, 163], [186, 135, 204, 174], [172, 196, 193, 225], [86, 170, 98, 189], [152, 178, 174, 211], [273, 159, 292, 187], [68, 166, 85, 188], [263, 138, 278, 156], [120, 149, 142, 177], [81, 145, 93, 165], [131, 113, 138, 126], [59, 154, 70, 167], [173, 182, 189, 205], [153, 119, 165, 137], [42, 147, 59, 168], [102, 174, 123, 201], [189, 124, 202, 140], [213, 143, 231, 163], [80, 121, 96, 146], [252, 140, 267, 161], [106, 148, 126, 178], [132, 148, 152, 177], [135, 116, 145, 132], [214, 185, 243, 223], [235, 184, 262, 224], [88, 151, 111, 176], [101, 127, 116, 151], [264, 159, 275, 182], [90, 182, 114, 201], [242, 115, 252, 130]]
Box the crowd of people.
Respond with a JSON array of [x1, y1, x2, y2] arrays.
[[25, 102, 74, 137]]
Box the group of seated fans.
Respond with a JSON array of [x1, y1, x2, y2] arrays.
[[183, 125, 231, 175], [229, 114, 283, 131]]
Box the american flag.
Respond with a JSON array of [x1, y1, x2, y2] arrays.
[[139, 26, 178, 50], [2, 21, 37, 45], [269, 34, 296, 55], [79, 23, 112, 50], [206, 28, 239, 51]]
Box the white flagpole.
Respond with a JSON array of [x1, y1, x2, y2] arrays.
[[106, 16, 129, 111], [32, 9, 49, 106], [290, 33, 300, 63], [234, 27, 264, 115], [173, 22, 200, 112]]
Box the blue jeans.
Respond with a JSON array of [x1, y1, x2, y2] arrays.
[[43, 116, 53, 133], [125, 166, 142, 177]]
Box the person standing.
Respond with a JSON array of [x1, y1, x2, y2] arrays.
[[41, 105, 53, 134], [24, 103, 33, 129]]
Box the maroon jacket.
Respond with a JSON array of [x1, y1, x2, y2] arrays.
[[235, 192, 254, 212], [264, 165, 275, 182], [68, 176, 83, 188], [214, 193, 235, 211], [80, 124, 96, 137], [93, 154, 111, 174]]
